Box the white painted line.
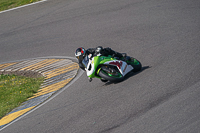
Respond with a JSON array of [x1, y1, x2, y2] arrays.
[[0, 0, 48, 14], [0, 56, 80, 131], [0, 69, 84, 132]]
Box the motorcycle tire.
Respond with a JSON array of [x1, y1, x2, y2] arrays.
[[100, 79, 108, 82], [98, 69, 124, 82], [130, 59, 142, 72]]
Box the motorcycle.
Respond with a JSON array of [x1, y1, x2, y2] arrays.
[[82, 53, 142, 82]]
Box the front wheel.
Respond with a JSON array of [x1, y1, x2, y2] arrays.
[[98, 68, 124, 82]]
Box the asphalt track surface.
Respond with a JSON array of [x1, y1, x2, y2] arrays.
[[0, 0, 200, 132]]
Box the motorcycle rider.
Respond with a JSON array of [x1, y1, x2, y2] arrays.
[[75, 46, 130, 70]]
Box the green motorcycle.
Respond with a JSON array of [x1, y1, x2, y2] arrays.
[[83, 54, 142, 82]]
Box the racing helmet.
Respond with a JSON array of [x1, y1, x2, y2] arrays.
[[75, 47, 86, 61]]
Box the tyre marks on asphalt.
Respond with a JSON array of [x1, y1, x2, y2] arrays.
[[0, 58, 79, 129]]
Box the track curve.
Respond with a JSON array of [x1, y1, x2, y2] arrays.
[[0, 0, 200, 132]]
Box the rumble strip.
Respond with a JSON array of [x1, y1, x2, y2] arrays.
[[0, 57, 79, 129]]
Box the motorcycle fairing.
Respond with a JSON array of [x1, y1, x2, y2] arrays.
[[86, 55, 116, 78], [85, 55, 133, 78]]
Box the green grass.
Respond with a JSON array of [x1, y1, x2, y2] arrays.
[[0, 74, 44, 119], [0, 0, 40, 11]]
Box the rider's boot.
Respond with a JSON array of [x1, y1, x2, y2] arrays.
[[88, 77, 92, 82]]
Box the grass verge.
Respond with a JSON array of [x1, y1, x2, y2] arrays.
[[0, 74, 44, 119], [0, 0, 41, 12]]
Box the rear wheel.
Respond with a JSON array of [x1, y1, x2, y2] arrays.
[[127, 58, 142, 72], [132, 60, 142, 72], [98, 67, 124, 82]]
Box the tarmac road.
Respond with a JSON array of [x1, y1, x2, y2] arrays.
[[0, 0, 200, 132]]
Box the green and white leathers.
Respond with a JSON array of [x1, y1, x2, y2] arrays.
[[84, 54, 142, 82]]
